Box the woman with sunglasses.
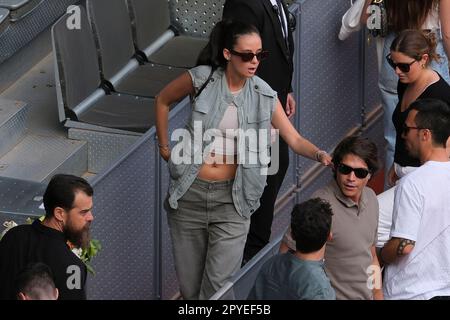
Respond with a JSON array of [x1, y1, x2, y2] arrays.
[[376, 29, 450, 250], [387, 29, 450, 186], [155, 19, 331, 300], [361, 0, 450, 189]]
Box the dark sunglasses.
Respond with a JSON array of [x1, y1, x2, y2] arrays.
[[229, 49, 269, 62], [386, 54, 417, 73], [402, 124, 426, 135], [337, 163, 370, 179]]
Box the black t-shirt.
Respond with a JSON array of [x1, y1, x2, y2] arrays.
[[393, 74, 450, 167], [0, 220, 87, 300]]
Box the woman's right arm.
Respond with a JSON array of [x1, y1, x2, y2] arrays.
[[155, 72, 195, 161], [360, 0, 373, 25], [440, 0, 450, 62]]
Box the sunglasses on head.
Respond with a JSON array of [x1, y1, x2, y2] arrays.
[[386, 54, 417, 73], [337, 163, 370, 179], [229, 49, 269, 62]]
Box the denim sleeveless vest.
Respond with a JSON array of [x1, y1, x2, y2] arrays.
[[166, 65, 278, 218]]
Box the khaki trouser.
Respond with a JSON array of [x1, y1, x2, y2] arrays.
[[166, 178, 250, 300]]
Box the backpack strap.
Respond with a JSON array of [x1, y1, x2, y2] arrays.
[[194, 67, 215, 99]]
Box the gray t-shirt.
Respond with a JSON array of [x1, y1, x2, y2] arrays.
[[248, 252, 336, 300], [283, 180, 379, 299]]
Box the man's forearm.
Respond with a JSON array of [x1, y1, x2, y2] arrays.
[[381, 238, 415, 265]]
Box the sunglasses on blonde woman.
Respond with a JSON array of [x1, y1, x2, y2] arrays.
[[229, 49, 269, 62]]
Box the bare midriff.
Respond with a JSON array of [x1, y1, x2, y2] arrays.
[[197, 153, 238, 181]]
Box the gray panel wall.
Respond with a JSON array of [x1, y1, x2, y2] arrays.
[[87, 130, 157, 300]]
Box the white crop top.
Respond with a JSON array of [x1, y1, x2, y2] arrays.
[[208, 92, 240, 156]]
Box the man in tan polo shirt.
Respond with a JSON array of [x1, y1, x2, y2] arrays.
[[281, 136, 383, 300]]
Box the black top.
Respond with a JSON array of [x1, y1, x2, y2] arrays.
[[393, 74, 450, 167], [0, 220, 87, 300]]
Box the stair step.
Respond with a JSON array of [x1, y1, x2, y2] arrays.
[[0, 176, 45, 222], [0, 133, 87, 182], [0, 98, 29, 158]]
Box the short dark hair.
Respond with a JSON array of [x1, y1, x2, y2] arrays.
[[43, 174, 93, 217], [332, 136, 379, 175], [410, 99, 450, 147], [15, 262, 56, 299], [291, 198, 333, 254]]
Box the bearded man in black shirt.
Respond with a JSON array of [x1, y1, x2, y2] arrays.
[[0, 174, 94, 300]]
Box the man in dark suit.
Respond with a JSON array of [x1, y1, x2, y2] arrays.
[[223, 0, 296, 263]]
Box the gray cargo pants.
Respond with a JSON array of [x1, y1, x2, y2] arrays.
[[166, 178, 250, 300]]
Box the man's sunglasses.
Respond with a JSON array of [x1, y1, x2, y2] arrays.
[[229, 49, 269, 62], [386, 54, 417, 73], [402, 124, 426, 135], [337, 163, 370, 179]]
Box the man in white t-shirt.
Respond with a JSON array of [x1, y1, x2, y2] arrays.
[[381, 98, 450, 300]]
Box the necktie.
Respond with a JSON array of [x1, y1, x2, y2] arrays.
[[274, 0, 289, 48]]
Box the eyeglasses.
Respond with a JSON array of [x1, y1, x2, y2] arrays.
[[337, 163, 370, 179], [229, 49, 269, 62], [386, 54, 417, 73], [402, 124, 425, 135]]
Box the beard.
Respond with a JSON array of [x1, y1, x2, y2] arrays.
[[63, 220, 91, 250]]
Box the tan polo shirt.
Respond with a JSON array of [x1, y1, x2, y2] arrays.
[[284, 179, 379, 300]]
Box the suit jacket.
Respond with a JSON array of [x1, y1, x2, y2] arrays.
[[223, 0, 295, 107]]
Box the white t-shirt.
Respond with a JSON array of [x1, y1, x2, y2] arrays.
[[383, 161, 450, 300]]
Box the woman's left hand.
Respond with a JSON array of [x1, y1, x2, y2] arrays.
[[318, 151, 333, 167]]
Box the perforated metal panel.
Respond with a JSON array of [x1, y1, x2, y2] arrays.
[[364, 35, 382, 114], [68, 128, 140, 174], [160, 98, 191, 299], [0, 0, 78, 63], [0, 176, 45, 217], [276, 3, 300, 206], [87, 132, 157, 300], [296, 0, 363, 174], [169, 0, 224, 37], [361, 111, 385, 161], [298, 169, 334, 203]]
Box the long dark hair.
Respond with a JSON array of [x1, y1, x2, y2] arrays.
[[196, 19, 260, 69], [386, 0, 438, 33]]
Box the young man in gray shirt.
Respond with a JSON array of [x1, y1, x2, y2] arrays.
[[248, 198, 335, 300]]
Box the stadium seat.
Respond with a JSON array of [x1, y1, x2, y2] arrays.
[[127, 0, 208, 68], [52, 6, 155, 133], [86, 0, 185, 98]]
